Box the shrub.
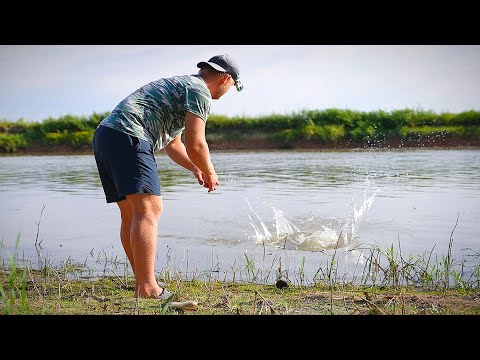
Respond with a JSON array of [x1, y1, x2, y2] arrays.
[[0, 134, 27, 153]]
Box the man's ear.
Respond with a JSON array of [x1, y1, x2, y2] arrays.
[[222, 73, 231, 83]]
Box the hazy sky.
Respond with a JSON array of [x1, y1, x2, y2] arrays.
[[0, 45, 479, 122]]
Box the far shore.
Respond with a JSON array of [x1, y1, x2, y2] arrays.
[[3, 136, 480, 156]]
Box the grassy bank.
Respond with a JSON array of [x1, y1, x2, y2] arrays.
[[2, 269, 479, 315], [2, 235, 479, 315], [1, 108, 480, 153]]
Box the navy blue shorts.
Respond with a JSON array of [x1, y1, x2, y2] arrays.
[[92, 125, 161, 203]]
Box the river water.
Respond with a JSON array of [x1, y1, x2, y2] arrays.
[[1, 148, 479, 285]]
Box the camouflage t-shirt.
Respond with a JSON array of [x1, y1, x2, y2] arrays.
[[98, 74, 212, 151]]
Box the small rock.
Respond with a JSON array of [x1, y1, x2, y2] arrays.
[[276, 277, 289, 289]]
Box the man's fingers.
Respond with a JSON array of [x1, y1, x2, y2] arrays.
[[209, 182, 220, 192], [202, 175, 219, 192]]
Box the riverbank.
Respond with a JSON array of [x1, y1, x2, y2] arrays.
[[2, 109, 480, 154], [208, 136, 480, 151], [1, 268, 479, 315], [5, 136, 480, 156]]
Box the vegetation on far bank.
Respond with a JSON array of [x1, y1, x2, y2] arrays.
[[1, 108, 480, 153]]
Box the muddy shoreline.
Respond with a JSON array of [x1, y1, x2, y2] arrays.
[[5, 136, 480, 155]]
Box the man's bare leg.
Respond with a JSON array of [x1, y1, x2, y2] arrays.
[[119, 193, 164, 298], [117, 199, 135, 274]]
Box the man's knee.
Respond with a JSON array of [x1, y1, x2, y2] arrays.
[[127, 194, 163, 219], [147, 198, 163, 219]]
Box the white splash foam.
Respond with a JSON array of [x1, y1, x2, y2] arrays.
[[245, 184, 378, 252]]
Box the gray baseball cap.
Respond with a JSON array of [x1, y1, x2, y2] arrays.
[[197, 54, 243, 92]]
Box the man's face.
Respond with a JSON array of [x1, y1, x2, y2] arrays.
[[212, 74, 234, 100]]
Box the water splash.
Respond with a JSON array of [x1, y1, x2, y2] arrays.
[[246, 199, 272, 241], [348, 187, 377, 242], [245, 186, 378, 252]]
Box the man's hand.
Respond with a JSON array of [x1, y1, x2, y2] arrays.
[[202, 172, 220, 192], [193, 168, 219, 192]]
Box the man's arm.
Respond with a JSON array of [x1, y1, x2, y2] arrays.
[[183, 111, 219, 192], [163, 111, 219, 192], [163, 133, 197, 172], [163, 133, 207, 188]]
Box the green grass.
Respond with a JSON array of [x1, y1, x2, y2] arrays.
[[1, 230, 479, 315]]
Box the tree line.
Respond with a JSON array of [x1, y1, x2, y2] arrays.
[[1, 108, 479, 153]]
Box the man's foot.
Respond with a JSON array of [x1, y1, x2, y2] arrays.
[[135, 282, 165, 299]]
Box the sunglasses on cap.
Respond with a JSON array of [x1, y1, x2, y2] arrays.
[[234, 78, 243, 92]]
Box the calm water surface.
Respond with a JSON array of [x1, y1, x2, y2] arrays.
[[1, 148, 479, 284]]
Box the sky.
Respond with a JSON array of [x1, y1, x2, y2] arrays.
[[0, 45, 479, 122]]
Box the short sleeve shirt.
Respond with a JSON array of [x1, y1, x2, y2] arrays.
[[99, 74, 211, 151]]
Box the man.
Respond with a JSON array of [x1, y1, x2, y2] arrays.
[[92, 54, 243, 299]]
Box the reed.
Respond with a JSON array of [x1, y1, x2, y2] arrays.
[[0, 235, 29, 314]]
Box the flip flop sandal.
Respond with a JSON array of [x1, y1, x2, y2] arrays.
[[157, 287, 173, 300]]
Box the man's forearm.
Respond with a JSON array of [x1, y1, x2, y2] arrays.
[[164, 141, 198, 172], [185, 141, 216, 176]]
